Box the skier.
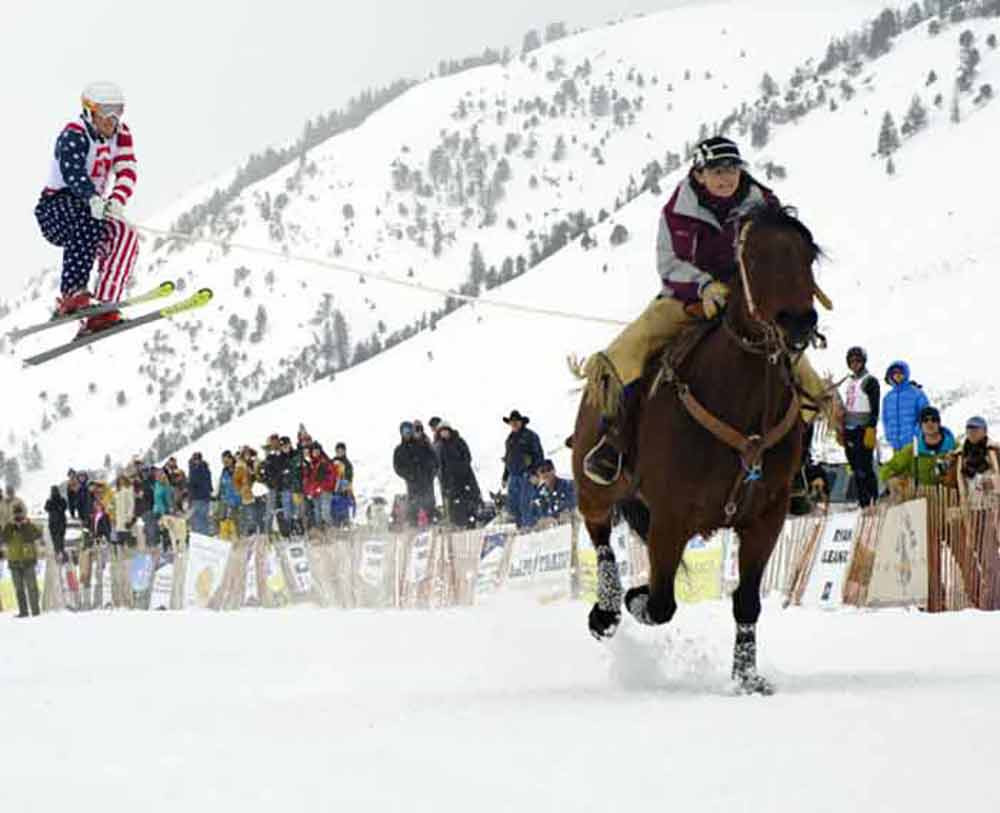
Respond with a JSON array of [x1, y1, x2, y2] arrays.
[[35, 80, 139, 335]]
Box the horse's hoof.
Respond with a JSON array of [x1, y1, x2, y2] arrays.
[[732, 671, 775, 696], [625, 586, 655, 626], [588, 604, 621, 640]]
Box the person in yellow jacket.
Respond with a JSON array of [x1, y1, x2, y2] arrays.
[[1, 502, 42, 617]]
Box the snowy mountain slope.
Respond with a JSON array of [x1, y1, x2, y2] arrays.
[[151, 6, 1000, 504], [5, 0, 998, 502], [6, 598, 1000, 812]]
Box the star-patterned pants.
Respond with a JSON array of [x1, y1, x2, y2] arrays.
[[35, 191, 109, 295]]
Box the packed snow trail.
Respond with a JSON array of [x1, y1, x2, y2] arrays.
[[4, 598, 998, 812]]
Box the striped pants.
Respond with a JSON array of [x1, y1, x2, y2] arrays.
[[35, 192, 138, 301]]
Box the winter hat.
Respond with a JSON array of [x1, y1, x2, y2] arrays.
[[846, 346, 867, 364], [437, 420, 452, 431], [966, 416, 988, 431], [502, 409, 530, 425], [919, 406, 941, 423], [428, 416, 442, 430], [400, 421, 414, 436], [692, 136, 744, 169]]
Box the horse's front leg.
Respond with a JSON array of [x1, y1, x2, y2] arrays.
[[625, 513, 685, 626], [732, 493, 787, 695], [586, 519, 623, 640]]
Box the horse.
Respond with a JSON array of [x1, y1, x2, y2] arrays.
[[570, 204, 828, 695]]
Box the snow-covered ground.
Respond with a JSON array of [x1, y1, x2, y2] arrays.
[[4, 597, 998, 811]]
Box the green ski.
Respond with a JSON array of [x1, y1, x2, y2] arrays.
[[22, 288, 214, 367]]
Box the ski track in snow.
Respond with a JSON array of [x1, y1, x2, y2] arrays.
[[4, 597, 1000, 811]]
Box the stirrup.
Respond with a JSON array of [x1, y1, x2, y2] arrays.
[[583, 435, 623, 486]]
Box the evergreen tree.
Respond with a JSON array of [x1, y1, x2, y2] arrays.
[[760, 72, 779, 99], [552, 134, 567, 161], [521, 28, 542, 55], [902, 95, 928, 135], [332, 310, 350, 370], [877, 112, 901, 156], [469, 243, 486, 292], [886, 156, 896, 176], [958, 31, 980, 92], [750, 114, 770, 148]]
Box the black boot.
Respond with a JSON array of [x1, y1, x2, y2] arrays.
[[583, 422, 625, 486], [732, 623, 775, 695]]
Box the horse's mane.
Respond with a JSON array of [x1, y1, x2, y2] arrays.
[[744, 203, 823, 263]]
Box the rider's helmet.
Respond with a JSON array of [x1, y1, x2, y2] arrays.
[[692, 136, 745, 170], [81, 81, 125, 131]]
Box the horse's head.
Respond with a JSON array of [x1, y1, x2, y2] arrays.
[[733, 205, 824, 351]]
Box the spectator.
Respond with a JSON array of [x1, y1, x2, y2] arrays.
[[436, 420, 481, 529], [954, 416, 1000, 502], [44, 485, 68, 559], [882, 360, 929, 453], [0, 502, 42, 617], [153, 470, 174, 547], [527, 459, 577, 527], [89, 481, 112, 544], [233, 448, 256, 537], [217, 451, 241, 538], [840, 346, 880, 508], [135, 465, 157, 549], [0, 485, 22, 528], [276, 436, 301, 537], [303, 443, 338, 529], [261, 434, 284, 534], [76, 471, 93, 529], [113, 474, 135, 546], [66, 470, 80, 519], [501, 409, 544, 528], [880, 405, 956, 488], [187, 452, 213, 535], [393, 421, 438, 526], [333, 442, 354, 490]]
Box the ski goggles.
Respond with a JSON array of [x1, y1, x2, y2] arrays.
[[84, 100, 125, 123]]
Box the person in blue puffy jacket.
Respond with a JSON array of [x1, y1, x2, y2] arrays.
[[881, 360, 930, 452]]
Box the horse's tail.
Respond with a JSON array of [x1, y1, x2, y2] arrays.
[[567, 352, 623, 417]]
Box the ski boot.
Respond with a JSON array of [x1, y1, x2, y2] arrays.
[[75, 310, 124, 340], [53, 289, 94, 319]]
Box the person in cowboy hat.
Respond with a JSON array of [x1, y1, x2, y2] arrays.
[[501, 410, 544, 528], [577, 135, 829, 486]]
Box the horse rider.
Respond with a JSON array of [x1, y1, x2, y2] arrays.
[[581, 135, 828, 485]]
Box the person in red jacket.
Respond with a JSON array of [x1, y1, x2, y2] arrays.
[[579, 136, 828, 485], [303, 443, 340, 529]]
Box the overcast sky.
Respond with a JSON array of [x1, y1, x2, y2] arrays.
[[3, 0, 688, 299]]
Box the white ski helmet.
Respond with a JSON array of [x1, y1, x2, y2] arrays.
[[81, 80, 125, 127]]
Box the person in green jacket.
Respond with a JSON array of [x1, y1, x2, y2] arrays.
[[879, 405, 957, 487], [1, 501, 43, 617]]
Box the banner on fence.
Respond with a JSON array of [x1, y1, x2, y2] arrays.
[[800, 510, 860, 609], [149, 562, 174, 611], [282, 540, 313, 595], [506, 524, 573, 598], [129, 553, 154, 594], [182, 535, 232, 609], [360, 540, 387, 588], [244, 547, 259, 607], [675, 535, 724, 604], [407, 532, 432, 585], [476, 531, 509, 598], [867, 498, 928, 607]]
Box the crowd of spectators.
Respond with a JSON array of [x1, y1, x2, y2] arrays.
[[834, 348, 999, 507]]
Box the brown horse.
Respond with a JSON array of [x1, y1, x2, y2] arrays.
[[571, 204, 826, 695]]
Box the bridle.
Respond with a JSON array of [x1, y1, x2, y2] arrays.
[[652, 217, 832, 522]]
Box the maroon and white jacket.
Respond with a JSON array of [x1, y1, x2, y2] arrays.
[[656, 174, 777, 304]]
